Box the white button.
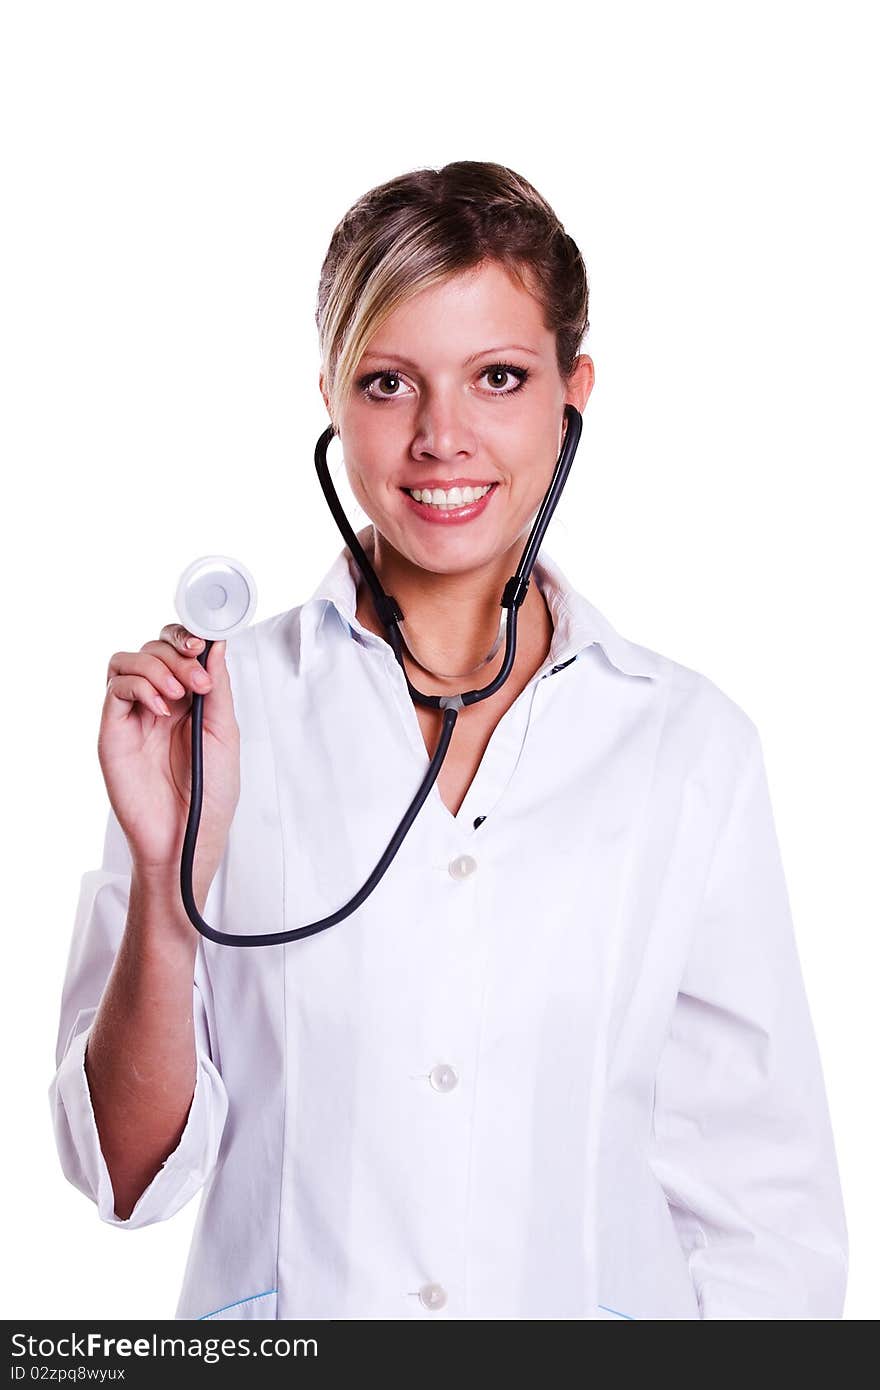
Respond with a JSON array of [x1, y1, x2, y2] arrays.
[[419, 1281, 448, 1310], [448, 854, 477, 879], [429, 1063, 459, 1092]]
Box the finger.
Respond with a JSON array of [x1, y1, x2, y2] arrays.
[[159, 623, 205, 655], [105, 672, 172, 720], [138, 640, 214, 694], [106, 649, 204, 701]]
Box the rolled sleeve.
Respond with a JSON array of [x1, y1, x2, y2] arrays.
[[50, 987, 228, 1228], [48, 807, 229, 1228], [649, 720, 849, 1318]]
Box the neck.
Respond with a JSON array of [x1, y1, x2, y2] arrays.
[[352, 526, 554, 687]]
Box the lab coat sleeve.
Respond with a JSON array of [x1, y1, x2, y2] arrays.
[[48, 805, 229, 1229], [649, 720, 849, 1318]]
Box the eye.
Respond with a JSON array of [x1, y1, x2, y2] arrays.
[[357, 370, 413, 401], [479, 364, 529, 394]]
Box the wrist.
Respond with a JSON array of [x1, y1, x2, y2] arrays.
[[129, 862, 216, 942]]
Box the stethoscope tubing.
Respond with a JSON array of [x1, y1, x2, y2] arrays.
[[180, 404, 583, 946]]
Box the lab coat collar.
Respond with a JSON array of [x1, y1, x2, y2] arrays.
[[299, 527, 660, 680]]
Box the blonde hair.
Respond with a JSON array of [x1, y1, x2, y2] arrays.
[[315, 161, 590, 429]]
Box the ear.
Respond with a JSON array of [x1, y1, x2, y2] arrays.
[[566, 355, 595, 414], [319, 370, 332, 418]]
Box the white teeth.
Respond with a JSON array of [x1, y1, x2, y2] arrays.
[[408, 484, 492, 509]]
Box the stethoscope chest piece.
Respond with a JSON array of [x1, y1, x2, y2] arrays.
[[174, 554, 258, 641]]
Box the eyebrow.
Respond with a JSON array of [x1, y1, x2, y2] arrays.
[[360, 345, 541, 369]]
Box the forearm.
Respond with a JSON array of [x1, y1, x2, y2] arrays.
[[84, 867, 209, 1220]]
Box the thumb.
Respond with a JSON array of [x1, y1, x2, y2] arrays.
[[203, 639, 233, 712], [204, 639, 229, 685], [197, 639, 234, 739]]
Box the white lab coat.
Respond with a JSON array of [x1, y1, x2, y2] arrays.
[[49, 536, 849, 1319]]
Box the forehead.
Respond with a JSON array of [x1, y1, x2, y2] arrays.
[[369, 260, 551, 349]]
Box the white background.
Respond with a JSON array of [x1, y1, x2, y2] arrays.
[[2, 0, 876, 1321]]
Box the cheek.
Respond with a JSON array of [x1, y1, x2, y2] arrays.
[[508, 438, 559, 498], [344, 460, 394, 510]]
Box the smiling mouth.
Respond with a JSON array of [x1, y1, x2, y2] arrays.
[[401, 482, 498, 511], [399, 481, 500, 526]]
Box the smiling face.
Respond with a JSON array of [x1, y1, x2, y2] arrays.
[[321, 258, 594, 580]]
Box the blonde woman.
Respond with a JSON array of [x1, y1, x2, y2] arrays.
[[49, 161, 848, 1321]]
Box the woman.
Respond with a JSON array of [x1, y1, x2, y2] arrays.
[[49, 161, 848, 1320]]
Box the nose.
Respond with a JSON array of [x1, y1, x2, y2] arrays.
[[411, 390, 477, 462]]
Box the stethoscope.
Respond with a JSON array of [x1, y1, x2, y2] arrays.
[[174, 403, 583, 946]]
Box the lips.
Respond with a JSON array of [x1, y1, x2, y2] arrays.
[[400, 481, 499, 526]]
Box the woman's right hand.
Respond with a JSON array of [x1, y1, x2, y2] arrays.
[[98, 624, 241, 890]]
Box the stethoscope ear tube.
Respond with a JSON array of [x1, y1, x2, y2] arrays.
[[180, 404, 583, 946]]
